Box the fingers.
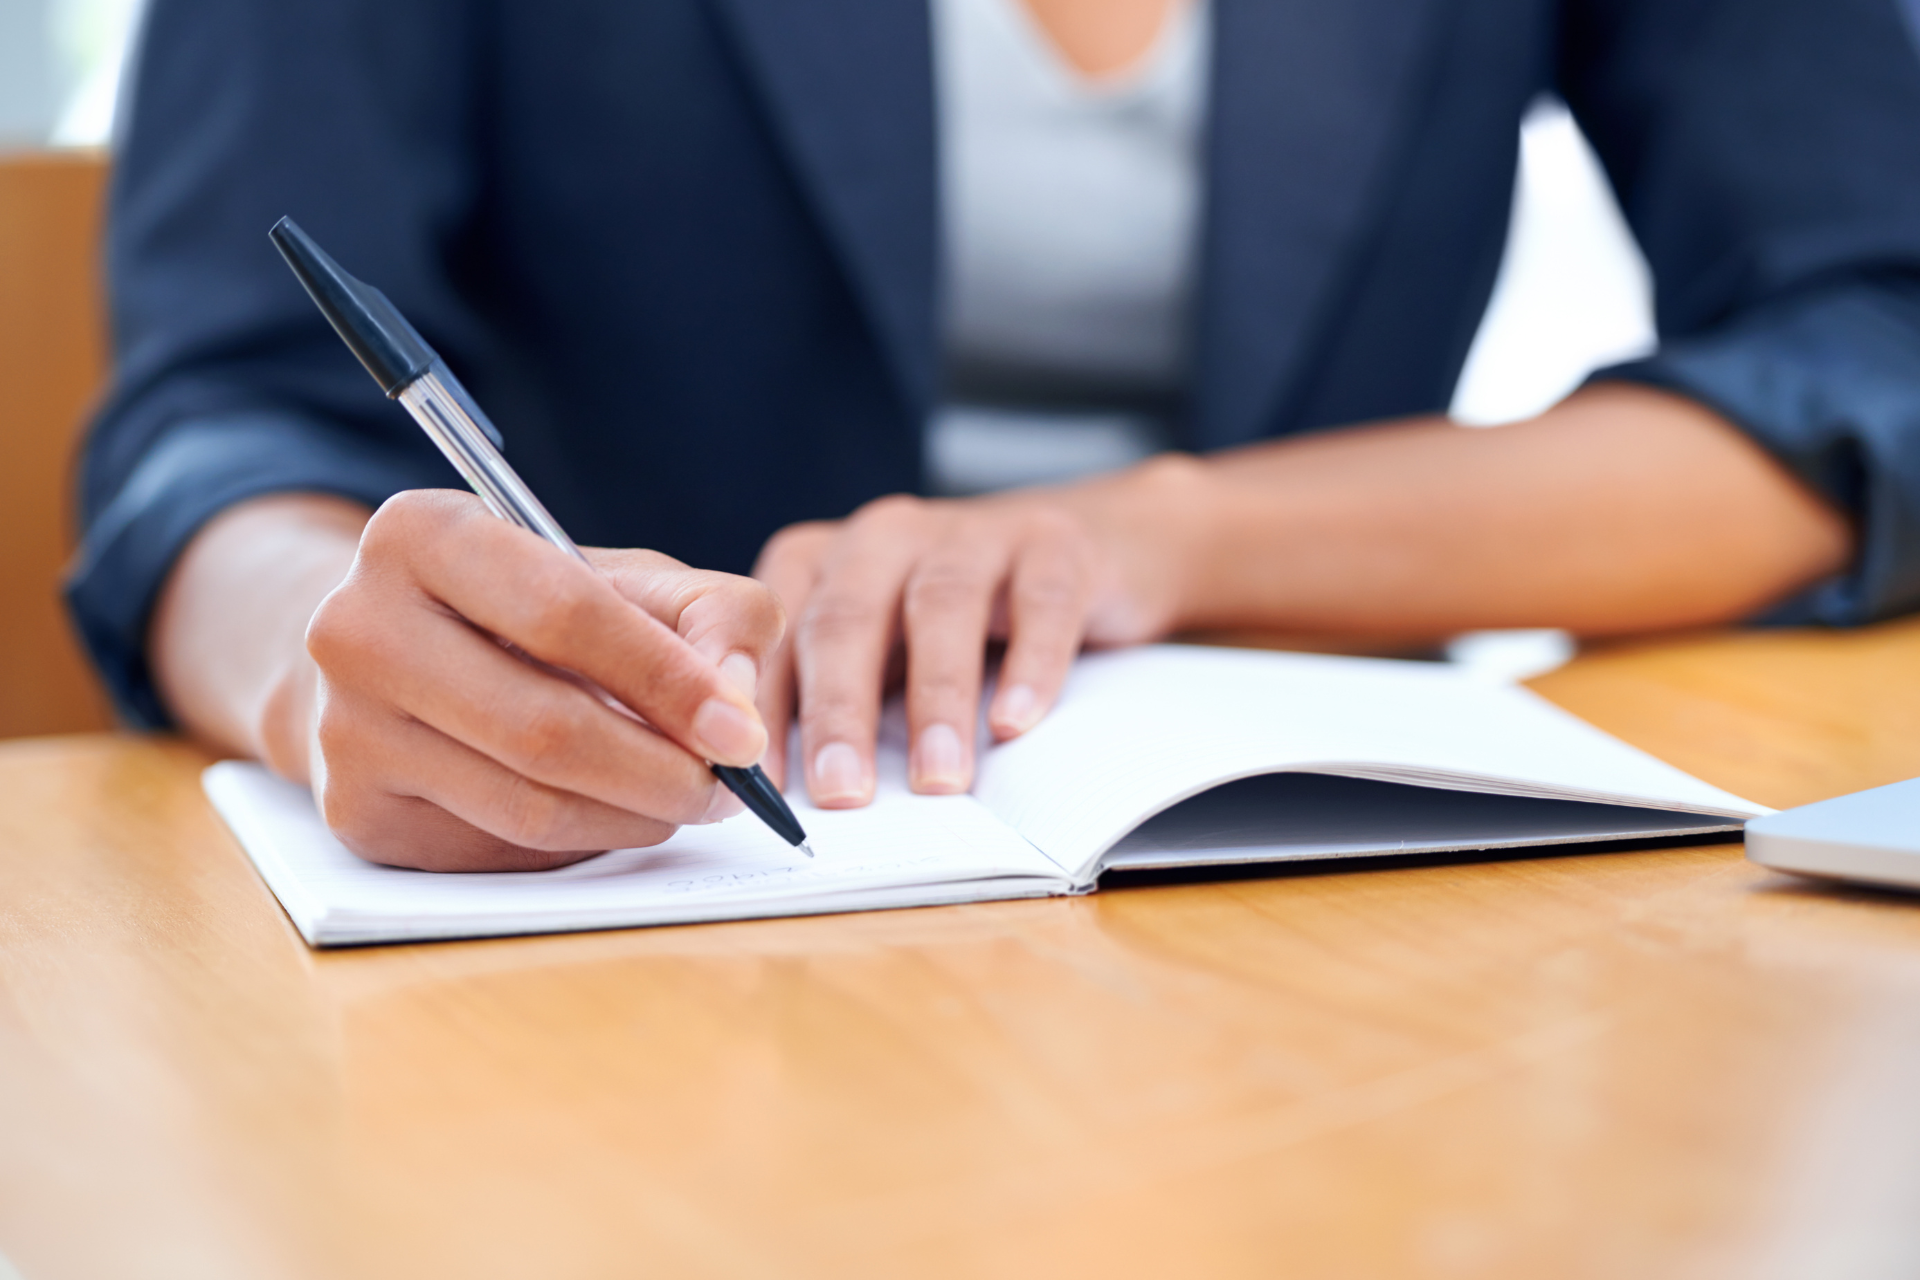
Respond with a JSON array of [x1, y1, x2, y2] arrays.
[[314, 691, 683, 872], [364, 492, 768, 767], [988, 512, 1096, 741], [757, 647, 797, 789], [764, 495, 1100, 806], [309, 574, 731, 826], [901, 528, 1009, 794], [750, 523, 834, 788], [899, 509, 1092, 789], [304, 489, 777, 870], [791, 496, 932, 807]]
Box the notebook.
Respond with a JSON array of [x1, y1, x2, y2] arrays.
[[204, 645, 1768, 946]]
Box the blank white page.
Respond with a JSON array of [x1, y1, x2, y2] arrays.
[[206, 750, 1067, 946], [974, 645, 1766, 881]]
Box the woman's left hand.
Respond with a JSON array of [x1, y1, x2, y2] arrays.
[[751, 458, 1203, 806]]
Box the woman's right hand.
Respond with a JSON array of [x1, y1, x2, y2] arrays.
[[158, 489, 786, 872]]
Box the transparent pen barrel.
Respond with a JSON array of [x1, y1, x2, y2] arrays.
[[397, 367, 587, 563]]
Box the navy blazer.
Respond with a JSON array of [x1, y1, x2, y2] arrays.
[[70, 0, 1920, 727]]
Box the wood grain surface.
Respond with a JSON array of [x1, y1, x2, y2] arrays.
[[5, 625, 1920, 1279]]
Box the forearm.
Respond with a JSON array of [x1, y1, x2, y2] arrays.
[[1102, 383, 1853, 639], [149, 494, 371, 778]]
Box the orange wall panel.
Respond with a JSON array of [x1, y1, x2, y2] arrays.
[[0, 150, 115, 737]]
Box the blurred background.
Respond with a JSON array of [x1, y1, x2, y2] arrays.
[[0, 0, 138, 148], [0, 0, 1654, 738], [1, 0, 136, 740]]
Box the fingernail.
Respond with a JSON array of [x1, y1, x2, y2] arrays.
[[812, 742, 871, 805], [701, 782, 745, 823], [912, 723, 968, 793], [993, 684, 1043, 735], [720, 652, 758, 698], [692, 697, 765, 764]]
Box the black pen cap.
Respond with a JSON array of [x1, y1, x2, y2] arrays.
[[269, 216, 438, 397]]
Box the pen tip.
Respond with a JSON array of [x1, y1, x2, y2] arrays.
[[798, 841, 815, 859]]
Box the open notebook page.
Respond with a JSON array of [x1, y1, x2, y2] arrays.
[[974, 645, 1767, 882], [206, 741, 1068, 946]]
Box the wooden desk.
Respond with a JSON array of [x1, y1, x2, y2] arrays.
[[7, 625, 1920, 1279]]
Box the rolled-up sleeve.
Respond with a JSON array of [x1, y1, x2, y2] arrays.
[[66, 412, 446, 728], [1566, 0, 1920, 624], [67, 0, 486, 726], [1599, 280, 1920, 624]]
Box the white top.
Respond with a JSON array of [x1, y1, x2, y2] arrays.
[[927, 0, 1210, 494]]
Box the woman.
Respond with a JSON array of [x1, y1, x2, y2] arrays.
[[72, 0, 1920, 868]]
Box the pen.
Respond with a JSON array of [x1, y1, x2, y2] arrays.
[[268, 216, 813, 857]]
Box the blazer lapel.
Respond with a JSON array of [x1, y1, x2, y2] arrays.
[[1194, 0, 1453, 449], [710, 0, 940, 413]]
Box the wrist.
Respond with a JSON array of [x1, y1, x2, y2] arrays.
[[1070, 451, 1217, 638], [1126, 445, 1321, 635]]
